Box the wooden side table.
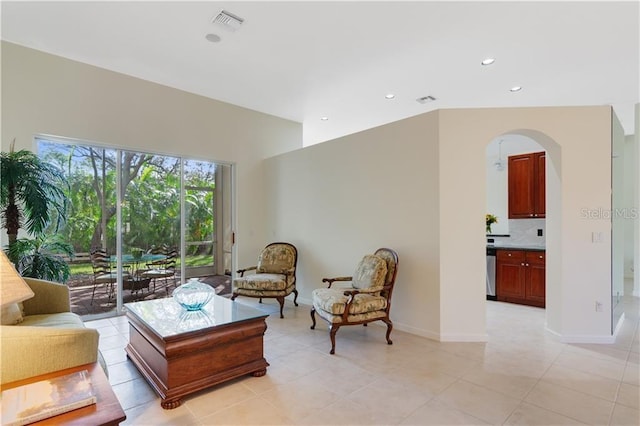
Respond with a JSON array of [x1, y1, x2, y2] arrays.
[[0, 362, 126, 426]]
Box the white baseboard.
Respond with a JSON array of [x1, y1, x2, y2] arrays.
[[559, 335, 616, 344], [355, 320, 488, 343], [545, 325, 616, 344], [392, 322, 440, 341], [438, 333, 489, 342], [295, 296, 312, 306]]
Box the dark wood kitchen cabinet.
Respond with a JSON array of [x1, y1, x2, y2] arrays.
[[496, 249, 545, 308], [508, 151, 545, 219]]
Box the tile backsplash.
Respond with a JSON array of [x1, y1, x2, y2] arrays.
[[490, 218, 546, 246]]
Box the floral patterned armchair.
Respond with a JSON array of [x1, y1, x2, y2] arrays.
[[310, 248, 399, 354], [232, 242, 298, 318]]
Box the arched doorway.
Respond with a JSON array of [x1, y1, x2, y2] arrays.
[[484, 129, 562, 335]]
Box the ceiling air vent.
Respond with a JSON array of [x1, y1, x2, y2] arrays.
[[212, 10, 244, 32], [416, 96, 436, 104]]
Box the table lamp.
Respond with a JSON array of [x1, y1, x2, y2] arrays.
[[0, 250, 34, 307]]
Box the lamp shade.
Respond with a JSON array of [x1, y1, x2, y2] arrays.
[[0, 250, 34, 306]]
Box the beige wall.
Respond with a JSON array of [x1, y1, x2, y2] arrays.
[[2, 42, 618, 342], [440, 107, 613, 342], [264, 112, 442, 338], [1, 42, 302, 266], [265, 105, 614, 342]]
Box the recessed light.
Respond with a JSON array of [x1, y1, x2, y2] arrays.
[[481, 58, 495, 66], [510, 86, 522, 92], [385, 94, 395, 100], [320, 117, 329, 121], [205, 33, 221, 43]]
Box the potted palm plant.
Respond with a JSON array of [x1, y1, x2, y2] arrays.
[[1, 142, 73, 281], [6, 234, 74, 282]]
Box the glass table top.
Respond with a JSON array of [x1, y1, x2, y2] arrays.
[[125, 296, 268, 338]]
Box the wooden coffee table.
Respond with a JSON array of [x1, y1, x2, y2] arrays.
[[124, 295, 269, 409], [0, 362, 126, 425]]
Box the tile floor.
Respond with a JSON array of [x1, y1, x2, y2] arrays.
[[86, 288, 639, 425]]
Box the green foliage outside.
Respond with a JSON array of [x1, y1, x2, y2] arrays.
[[39, 142, 216, 257], [7, 234, 74, 282]]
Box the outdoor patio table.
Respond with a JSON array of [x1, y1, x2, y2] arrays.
[[110, 253, 167, 295]]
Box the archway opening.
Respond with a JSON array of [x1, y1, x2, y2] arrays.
[[484, 129, 562, 335]]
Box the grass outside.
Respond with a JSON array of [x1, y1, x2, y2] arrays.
[[69, 254, 214, 275]]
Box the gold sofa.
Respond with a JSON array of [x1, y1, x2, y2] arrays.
[[0, 278, 103, 385]]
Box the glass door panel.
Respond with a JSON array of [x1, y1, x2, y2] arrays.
[[184, 160, 216, 278], [37, 140, 119, 318], [120, 152, 181, 300]]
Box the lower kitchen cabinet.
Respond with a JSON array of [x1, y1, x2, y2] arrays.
[[496, 249, 545, 308]]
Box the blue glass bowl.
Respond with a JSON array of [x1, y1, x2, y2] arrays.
[[173, 278, 214, 311]]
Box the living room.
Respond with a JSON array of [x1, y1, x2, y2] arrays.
[[1, 2, 639, 425]]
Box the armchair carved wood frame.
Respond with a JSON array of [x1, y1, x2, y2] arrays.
[[232, 242, 299, 318], [310, 248, 399, 354]]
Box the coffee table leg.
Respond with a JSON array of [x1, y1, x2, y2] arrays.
[[161, 397, 182, 410], [251, 368, 267, 377]]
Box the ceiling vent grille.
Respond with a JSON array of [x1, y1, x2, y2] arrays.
[[212, 10, 244, 31], [416, 96, 436, 104]]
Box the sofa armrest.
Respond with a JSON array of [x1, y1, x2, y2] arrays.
[[21, 278, 71, 315], [0, 325, 99, 385]]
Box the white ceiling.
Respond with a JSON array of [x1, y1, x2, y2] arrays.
[[2, 1, 638, 145]]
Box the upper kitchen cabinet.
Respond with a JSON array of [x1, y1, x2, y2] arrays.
[[508, 151, 545, 219]]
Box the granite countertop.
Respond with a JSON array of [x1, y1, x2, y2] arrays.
[[487, 243, 545, 252]]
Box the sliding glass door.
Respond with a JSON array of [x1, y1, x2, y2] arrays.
[[37, 137, 233, 319]]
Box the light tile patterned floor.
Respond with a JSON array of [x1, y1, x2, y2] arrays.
[[86, 288, 639, 425]]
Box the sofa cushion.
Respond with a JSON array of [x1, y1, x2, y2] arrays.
[[1, 303, 24, 325], [19, 312, 86, 329]]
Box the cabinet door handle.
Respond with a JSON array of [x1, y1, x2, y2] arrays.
[[508, 253, 512, 257], [521, 263, 525, 266], [525, 263, 529, 266], [539, 255, 543, 259]]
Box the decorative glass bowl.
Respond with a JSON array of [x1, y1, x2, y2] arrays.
[[173, 278, 214, 311]]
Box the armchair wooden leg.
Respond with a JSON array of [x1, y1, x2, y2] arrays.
[[292, 288, 299, 306], [276, 297, 285, 319], [382, 318, 393, 345], [329, 325, 339, 355], [230, 293, 238, 301], [310, 307, 317, 329]]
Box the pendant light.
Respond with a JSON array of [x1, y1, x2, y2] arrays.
[[494, 140, 505, 171]]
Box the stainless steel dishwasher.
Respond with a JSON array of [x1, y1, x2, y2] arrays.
[[486, 247, 497, 300]]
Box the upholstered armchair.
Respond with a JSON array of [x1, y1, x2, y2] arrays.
[[232, 242, 298, 318], [310, 248, 399, 354]]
